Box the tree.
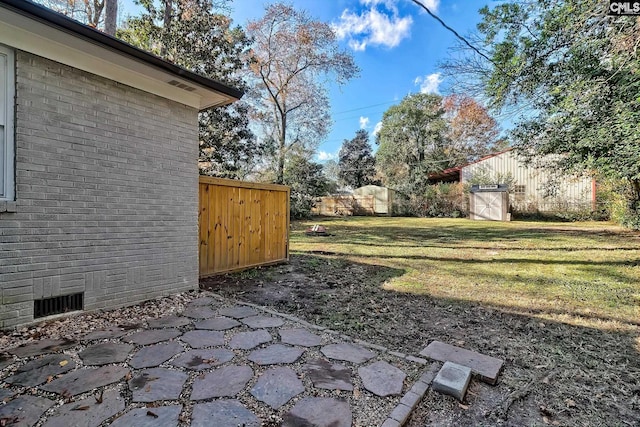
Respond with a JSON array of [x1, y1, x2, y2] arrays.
[[36, 0, 107, 29], [449, 1, 640, 227], [442, 94, 504, 162], [104, 0, 117, 35], [283, 155, 331, 218], [245, 3, 359, 184], [322, 159, 340, 193], [120, 0, 258, 179], [375, 93, 448, 195], [338, 129, 378, 189]]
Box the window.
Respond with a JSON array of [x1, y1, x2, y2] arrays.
[[514, 184, 526, 200], [0, 45, 15, 202]]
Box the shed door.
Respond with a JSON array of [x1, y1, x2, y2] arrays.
[[475, 192, 503, 221]]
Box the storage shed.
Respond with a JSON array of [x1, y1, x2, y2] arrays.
[[469, 184, 510, 221], [352, 185, 394, 215]]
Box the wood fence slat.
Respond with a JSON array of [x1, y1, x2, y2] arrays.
[[198, 177, 289, 277]]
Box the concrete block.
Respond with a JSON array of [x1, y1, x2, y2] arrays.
[[420, 341, 504, 384], [432, 361, 472, 402], [388, 403, 412, 424], [380, 418, 401, 427]]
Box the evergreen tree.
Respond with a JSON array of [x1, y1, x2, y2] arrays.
[[120, 0, 259, 179], [283, 155, 331, 218], [337, 130, 378, 189]]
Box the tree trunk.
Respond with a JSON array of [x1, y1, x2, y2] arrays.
[[104, 0, 117, 35], [276, 112, 287, 184], [161, 0, 173, 56]]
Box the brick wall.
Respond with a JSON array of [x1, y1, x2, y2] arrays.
[[0, 52, 200, 328]]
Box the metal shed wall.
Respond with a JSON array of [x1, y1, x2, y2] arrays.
[[461, 150, 594, 212]]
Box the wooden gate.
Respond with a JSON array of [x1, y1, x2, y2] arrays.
[[199, 176, 290, 277]]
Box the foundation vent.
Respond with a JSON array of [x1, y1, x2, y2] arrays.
[[34, 293, 84, 318]]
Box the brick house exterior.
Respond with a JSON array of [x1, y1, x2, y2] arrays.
[[0, 1, 242, 328]]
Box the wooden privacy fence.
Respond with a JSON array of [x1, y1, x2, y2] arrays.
[[311, 195, 375, 216], [199, 176, 290, 277]]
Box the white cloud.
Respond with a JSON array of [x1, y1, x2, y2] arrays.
[[317, 151, 338, 161], [414, 73, 443, 94], [373, 121, 383, 135], [361, 0, 399, 12], [333, 1, 413, 51], [415, 0, 440, 11], [359, 116, 370, 129]]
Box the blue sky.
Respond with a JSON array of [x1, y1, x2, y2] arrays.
[[228, 0, 496, 163], [123, 0, 497, 162]]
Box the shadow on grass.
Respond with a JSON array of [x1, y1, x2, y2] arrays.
[[295, 221, 639, 250]]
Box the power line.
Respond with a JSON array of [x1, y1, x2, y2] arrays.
[[409, 0, 497, 68], [332, 100, 396, 116]]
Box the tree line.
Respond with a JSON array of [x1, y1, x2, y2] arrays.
[[41, 0, 640, 226]]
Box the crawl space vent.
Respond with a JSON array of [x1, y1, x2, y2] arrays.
[[34, 293, 84, 318]]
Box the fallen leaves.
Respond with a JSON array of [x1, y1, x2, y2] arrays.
[[0, 416, 20, 427]]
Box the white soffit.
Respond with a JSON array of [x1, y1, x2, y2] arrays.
[[0, 8, 236, 110]]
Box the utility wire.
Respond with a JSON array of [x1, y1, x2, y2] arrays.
[[409, 0, 500, 71]]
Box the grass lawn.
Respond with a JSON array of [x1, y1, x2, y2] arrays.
[[292, 217, 640, 329], [204, 216, 640, 426]]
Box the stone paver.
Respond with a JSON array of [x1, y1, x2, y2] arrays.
[[41, 365, 129, 396], [192, 400, 260, 427], [321, 343, 376, 364], [0, 389, 15, 401], [218, 305, 258, 318], [1, 298, 431, 427], [420, 340, 504, 385], [0, 354, 14, 370], [188, 296, 215, 307], [432, 361, 472, 401], [171, 349, 234, 370], [147, 316, 192, 329], [181, 330, 225, 348], [241, 315, 285, 328], [191, 365, 253, 400], [123, 329, 182, 346], [42, 389, 124, 427], [358, 361, 406, 397], [247, 344, 304, 365], [283, 397, 352, 427], [4, 354, 74, 387], [304, 358, 353, 391], [79, 342, 133, 366], [0, 395, 55, 427], [229, 329, 272, 350], [279, 328, 322, 347], [7, 339, 76, 358], [130, 341, 184, 369], [82, 327, 128, 341], [182, 306, 217, 319], [194, 317, 240, 331], [129, 368, 188, 402], [110, 405, 182, 427], [250, 366, 305, 409]]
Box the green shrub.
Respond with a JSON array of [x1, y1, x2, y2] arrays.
[[394, 183, 467, 217]]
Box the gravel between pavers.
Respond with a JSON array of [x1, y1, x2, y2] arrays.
[[0, 290, 425, 427]]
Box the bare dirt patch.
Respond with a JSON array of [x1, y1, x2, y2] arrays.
[[202, 253, 640, 427]]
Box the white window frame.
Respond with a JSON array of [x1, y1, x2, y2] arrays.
[[0, 44, 15, 201]]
